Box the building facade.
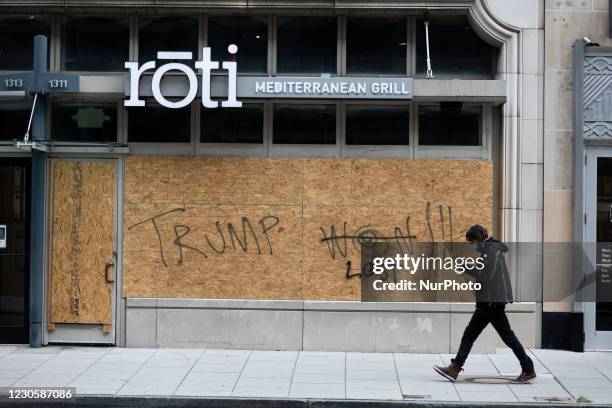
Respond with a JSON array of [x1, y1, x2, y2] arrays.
[[545, 0, 612, 352], [0, 0, 606, 352]]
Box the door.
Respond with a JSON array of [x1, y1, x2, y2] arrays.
[[585, 148, 612, 350], [0, 158, 30, 344], [47, 158, 117, 344]]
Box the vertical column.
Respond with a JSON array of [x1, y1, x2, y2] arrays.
[[29, 35, 48, 347]]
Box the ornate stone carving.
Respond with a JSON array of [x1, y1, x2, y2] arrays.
[[584, 121, 612, 139], [583, 56, 612, 139]]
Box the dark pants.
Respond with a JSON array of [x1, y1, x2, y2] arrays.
[[452, 303, 534, 372]]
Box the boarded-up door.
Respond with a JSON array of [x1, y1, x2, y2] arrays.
[[48, 159, 116, 342]]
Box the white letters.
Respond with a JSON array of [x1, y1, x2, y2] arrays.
[[194, 47, 219, 108], [124, 61, 156, 107], [152, 62, 197, 109], [221, 44, 241, 108], [126, 45, 240, 109]]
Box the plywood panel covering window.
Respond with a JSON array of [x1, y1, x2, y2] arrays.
[[123, 156, 492, 301]]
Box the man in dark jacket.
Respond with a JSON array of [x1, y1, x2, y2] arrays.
[[433, 225, 536, 383]]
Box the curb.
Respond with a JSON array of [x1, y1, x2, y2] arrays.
[[0, 396, 605, 408]]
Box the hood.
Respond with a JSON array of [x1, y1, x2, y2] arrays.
[[483, 237, 509, 253]]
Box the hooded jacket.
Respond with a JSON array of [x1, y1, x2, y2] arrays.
[[466, 237, 514, 305]]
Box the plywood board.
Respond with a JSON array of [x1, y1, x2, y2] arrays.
[[123, 156, 493, 301], [50, 160, 115, 324]]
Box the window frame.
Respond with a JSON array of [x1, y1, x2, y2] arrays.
[[136, 15, 200, 64], [125, 97, 196, 156], [341, 101, 413, 158], [204, 14, 272, 76], [269, 100, 340, 157], [411, 16, 499, 80], [0, 100, 35, 144], [274, 15, 340, 77], [117, 99, 493, 160], [197, 99, 267, 157], [414, 102, 491, 160], [0, 15, 53, 73], [60, 15, 132, 74], [47, 95, 122, 144], [343, 16, 412, 78]]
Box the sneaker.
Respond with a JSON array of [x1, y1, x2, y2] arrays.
[[433, 363, 463, 382], [513, 371, 536, 383]]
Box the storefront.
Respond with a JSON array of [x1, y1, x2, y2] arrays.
[[574, 42, 612, 351], [0, 0, 544, 352]]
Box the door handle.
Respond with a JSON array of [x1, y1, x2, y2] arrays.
[[105, 262, 115, 283]]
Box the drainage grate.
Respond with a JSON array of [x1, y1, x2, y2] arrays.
[[463, 376, 516, 384], [533, 396, 575, 402], [402, 394, 432, 400]]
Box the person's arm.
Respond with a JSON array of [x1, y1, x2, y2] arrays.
[[464, 254, 485, 279]]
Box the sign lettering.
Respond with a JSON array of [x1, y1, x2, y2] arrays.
[[125, 45, 242, 109]]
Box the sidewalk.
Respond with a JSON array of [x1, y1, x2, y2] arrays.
[[0, 345, 611, 407]]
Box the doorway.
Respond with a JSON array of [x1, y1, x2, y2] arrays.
[[585, 148, 612, 350], [0, 158, 31, 344], [47, 158, 118, 345]]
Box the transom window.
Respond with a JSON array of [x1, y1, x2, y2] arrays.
[[127, 103, 191, 143], [276, 17, 337, 75], [62, 16, 129, 72], [0, 16, 50, 70], [119, 101, 489, 160], [201, 103, 264, 144], [51, 102, 118, 143], [346, 17, 407, 76], [139, 16, 198, 62], [0, 103, 30, 141], [273, 104, 336, 144], [2, 13, 499, 77], [208, 16, 268, 74], [415, 16, 498, 78], [418, 104, 482, 146], [345, 105, 410, 145]]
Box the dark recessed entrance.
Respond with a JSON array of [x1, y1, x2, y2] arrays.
[[0, 158, 30, 344]]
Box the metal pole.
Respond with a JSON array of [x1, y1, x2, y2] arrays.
[[29, 35, 48, 347], [425, 20, 434, 80]]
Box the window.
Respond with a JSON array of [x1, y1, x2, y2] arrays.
[[346, 105, 409, 145], [128, 104, 191, 143], [277, 17, 336, 74], [139, 16, 198, 62], [273, 104, 336, 145], [0, 104, 30, 141], [62, 16, 129, 71], [416, 17, 497, 77], [418, 104, 481, 146], [346, 17, 407, 75], [0, 16, 50, 70], [51, 103, 117, 143], [201, 103, 264, 143], [208, 16, 268, 74]]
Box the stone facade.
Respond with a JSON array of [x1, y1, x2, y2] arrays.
[[544, 0, 611, 316]]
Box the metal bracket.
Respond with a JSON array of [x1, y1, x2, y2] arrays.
[[14, 140, 48, 152]]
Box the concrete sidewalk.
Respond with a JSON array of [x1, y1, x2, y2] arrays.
[[0, 345, 611, 407]]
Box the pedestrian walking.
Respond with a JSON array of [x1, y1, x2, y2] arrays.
[[433, 224, 536, 383]]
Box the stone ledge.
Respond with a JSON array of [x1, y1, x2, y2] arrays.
[[126, 298, 537, 313]]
